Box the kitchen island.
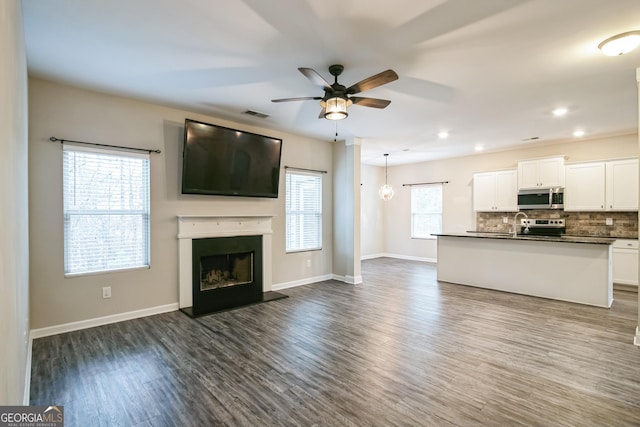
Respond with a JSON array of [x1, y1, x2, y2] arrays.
[[434, 233, 614, 307]]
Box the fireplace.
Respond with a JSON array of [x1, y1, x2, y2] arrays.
[[191, 235, 263, 316], [177, 215, 287, 317], [200, 252, 253, 291]]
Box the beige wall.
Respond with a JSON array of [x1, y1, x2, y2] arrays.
[[361, 133, 638, 260], [0, 0, 30, 404], [360, 164, 385, 257], [28, 78, 334, 329]]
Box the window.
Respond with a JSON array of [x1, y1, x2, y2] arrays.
[[411, 183, 442, 238], [286, 170, 322, 252], [63, 145, 150, 276]]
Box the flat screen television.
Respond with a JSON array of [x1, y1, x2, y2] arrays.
[[181, 119, 283, 198]]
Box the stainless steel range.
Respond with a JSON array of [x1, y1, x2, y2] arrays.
[[520, 218, 565, 236]]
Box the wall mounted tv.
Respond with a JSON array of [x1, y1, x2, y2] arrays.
[[181, 119, 283, 198]]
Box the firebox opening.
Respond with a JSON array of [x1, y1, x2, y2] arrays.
[[200, 252, 254, 291]]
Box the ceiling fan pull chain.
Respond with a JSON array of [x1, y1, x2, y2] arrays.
[[334, 121, 338, 142]]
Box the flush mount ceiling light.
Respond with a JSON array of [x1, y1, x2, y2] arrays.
[[598, 31, 640, 56], [438, 131, 449, 139], [573, 130, 585, 137], [378, 153, 394, 201]]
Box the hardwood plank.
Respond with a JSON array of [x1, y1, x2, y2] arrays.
[[30, 258, 640, 426]]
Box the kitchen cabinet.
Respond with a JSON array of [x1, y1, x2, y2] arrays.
[[613, 239, 638, 287], [564, 162, 606, 211], [564, 158, 638, 211], [518, 157, 565, 189], [473, 170, 518, 212], [606, 159, 638, 211]]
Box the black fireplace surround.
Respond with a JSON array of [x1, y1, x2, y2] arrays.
[[191, 235, 263, 316]]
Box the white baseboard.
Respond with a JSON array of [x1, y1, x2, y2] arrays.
[[635, 326, 640, 347], [362, 253, 437, 263], [29, 303, 179, 340], [361, 253, 385, 260], [272, 274, 334, 291], [344, 275, 363, 284]]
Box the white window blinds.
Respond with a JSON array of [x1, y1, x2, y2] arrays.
[[63, 144, 150, 276], [286, 170, 322, 252], [411, 183, 443, 238]]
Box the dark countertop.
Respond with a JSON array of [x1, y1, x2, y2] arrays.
[[433, 232, 615, 245]]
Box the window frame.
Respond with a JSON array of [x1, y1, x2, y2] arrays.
[[410, 183, 443, 240], [285, 169, 323, 253], [62, 144, 151, 277]]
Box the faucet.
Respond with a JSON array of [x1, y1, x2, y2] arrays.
[[512, 211, 528, 237]]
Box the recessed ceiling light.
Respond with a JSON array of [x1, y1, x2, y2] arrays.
[[474, 144, 484, 152], [438, 131, 449, 139], [552, 108, 568, 117], [598, 31, 640, 56], [573, 130, 585, 137]]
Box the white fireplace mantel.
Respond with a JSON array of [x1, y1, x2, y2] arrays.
[[177, 215, 274, 308]]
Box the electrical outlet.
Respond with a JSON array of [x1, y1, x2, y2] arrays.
[[605, 218, 613, 226], [502, 217, 509, 224], [102, 286, 112, 299]]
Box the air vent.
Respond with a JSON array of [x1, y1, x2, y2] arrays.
[[244, 110, 270, 119], [521, 136, 540, 142]]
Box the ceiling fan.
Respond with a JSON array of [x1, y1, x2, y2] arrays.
[[271, 64, 398, 120]]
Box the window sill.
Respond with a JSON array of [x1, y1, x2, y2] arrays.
[[64, 264, 150, 278]]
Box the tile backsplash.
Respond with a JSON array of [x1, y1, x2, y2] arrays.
[[477, 211, 638, 238]]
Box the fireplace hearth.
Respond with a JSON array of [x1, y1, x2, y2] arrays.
[[189, 235, 262, 316], [177, 215, 287, 318]]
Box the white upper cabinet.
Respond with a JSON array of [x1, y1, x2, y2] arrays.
[[564, 162, 606, 211], [518, 157, 565, 189], [473, 170, 518, 212], [606, 159, 638, 211], [564, 158, 638, 212]]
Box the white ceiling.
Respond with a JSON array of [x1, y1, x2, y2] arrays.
[[21, 0, 640, 166]]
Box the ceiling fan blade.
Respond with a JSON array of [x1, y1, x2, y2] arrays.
[[298, 68, 332, 90], [318, 107, 326, 119], [271, 96, 322, 103], [350, 97, 392, 109], [346, 69, 398, 95]]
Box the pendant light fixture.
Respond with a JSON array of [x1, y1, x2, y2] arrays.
[[378, 153, 394, 201]]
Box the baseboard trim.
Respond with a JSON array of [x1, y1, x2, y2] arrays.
[[361, 253, 385, 260], [635, 326, 640, 347], [344, 275, 363, 284], [363, 253, 437, 263], [272, 274, 334, 291], [30, 303, 179, 340]]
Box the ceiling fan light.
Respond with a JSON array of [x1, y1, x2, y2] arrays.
[[324, 97, 348, 120], [598, 31, 640, 56]]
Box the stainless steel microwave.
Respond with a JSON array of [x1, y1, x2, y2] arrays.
[[517, 187, 564, 210]]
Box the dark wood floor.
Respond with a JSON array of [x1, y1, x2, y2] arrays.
[[31, 258, 640, 426]]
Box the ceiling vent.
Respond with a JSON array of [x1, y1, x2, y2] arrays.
[[244, 110, 270, 119]]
